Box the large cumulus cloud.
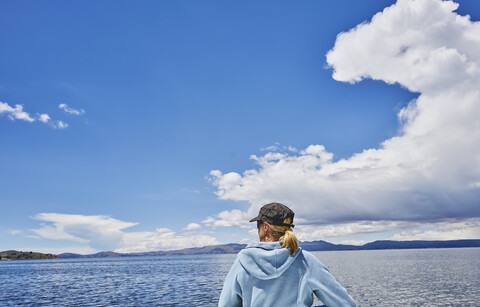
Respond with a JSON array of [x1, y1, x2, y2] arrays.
[[208, 0, 480, 238]]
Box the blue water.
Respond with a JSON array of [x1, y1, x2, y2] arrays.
[[1, 248, 479, 306]]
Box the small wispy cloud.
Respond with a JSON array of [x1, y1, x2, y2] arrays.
[[36, 113, 68, 129], [182, 223, 202, 231], [1, 100, 69, 129], [54, 121, 68, 129], [37, 113, 51, 123], [260, 143, 298, 153], [59, 103, 85, 116], [0, 101, 35, 122]]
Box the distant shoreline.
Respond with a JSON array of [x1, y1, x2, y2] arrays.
[[56, 239, 480, 259], [2, 239, 479, 261], [0, 250, 60, 261]]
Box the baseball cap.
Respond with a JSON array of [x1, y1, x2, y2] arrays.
[[249, 202, 295, 227]]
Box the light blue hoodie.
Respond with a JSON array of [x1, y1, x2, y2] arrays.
[[218, 241, 356, 307]]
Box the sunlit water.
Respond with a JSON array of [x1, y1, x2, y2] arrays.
[[1, 248, 479, 306]]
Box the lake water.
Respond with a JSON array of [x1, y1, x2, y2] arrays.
[[1, 248, 479, 306]]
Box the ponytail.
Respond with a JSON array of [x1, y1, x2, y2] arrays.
[[265, 217, 299, 256], [280, 228, 299, 256]]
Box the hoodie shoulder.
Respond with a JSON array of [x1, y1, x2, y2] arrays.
[[237, 242, 302, 280]]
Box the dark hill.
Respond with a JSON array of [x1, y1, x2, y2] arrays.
[[362, 239, 480, 250], [300, 240, 358, 251], [58, 243, 246, 259], [0, 250, 60, 261]]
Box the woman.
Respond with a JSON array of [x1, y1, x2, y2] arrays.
[[218, 202, 356, 307]]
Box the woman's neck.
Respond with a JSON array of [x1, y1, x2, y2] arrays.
[[261, 235, 278, 242]]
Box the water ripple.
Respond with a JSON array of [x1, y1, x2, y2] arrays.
[[1, 248, 479, 306]]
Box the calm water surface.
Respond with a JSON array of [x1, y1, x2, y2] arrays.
[[1, 248, 479, 306]]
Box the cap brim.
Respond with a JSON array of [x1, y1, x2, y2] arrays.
[[249, 216, 261, 223]]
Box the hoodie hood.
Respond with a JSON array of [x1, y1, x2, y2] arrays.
[[237, 241, 301, 280]]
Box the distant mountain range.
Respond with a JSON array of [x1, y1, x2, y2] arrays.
[[57, 243, 247, 259], [299, 239, 480, 251], [57, 239, 480, 259]]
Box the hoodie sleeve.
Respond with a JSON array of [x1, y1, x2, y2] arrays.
[[305, 253, 356, 307], [218, 258, 243, 307]]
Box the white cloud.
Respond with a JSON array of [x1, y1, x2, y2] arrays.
[[182, 223, 202, 231], [0, 101, 35, 122], [31, 213, 219, 253], [390, 218, 480, 241], [37, 113, 51, 123], [208, 0, 480, 240], [261, 144, 280, 152], [118, 228, 219, 253], [326, 0, 480, 94], [9, 230, 22, 236], [38, 115, 68, 129], [293, 220, 421, 242], [59, 103, 85, 115], [0, 100, 69, 129], [32, 213, 138, 250], [201, 216, 216, 224], [54, 120, 68, 129], [202, 209, 251, 228], [260, 143, 298, 153]]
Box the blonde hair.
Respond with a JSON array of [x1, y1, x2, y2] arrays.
[[265, 218, 298, 256]]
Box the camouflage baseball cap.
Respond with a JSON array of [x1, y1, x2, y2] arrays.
[[249, 202, 295, 227]]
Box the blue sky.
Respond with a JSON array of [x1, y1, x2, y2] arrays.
[[1, 0, 480, 254]]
